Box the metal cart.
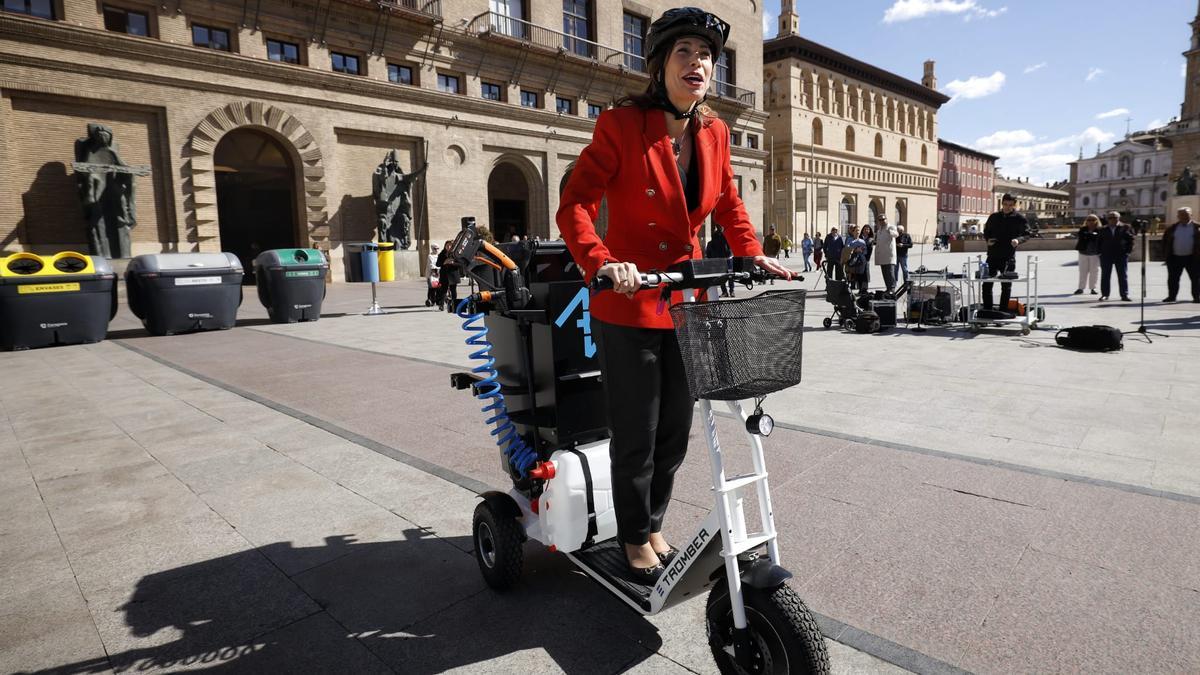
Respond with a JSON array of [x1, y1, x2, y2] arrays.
[[960, 256, 1042, 335]]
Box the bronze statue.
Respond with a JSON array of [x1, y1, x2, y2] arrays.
[[1176, 166, 1197, 196], [372, 150, 428, 250], [72, 124, 149, 259]]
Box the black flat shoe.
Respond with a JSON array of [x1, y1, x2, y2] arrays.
[[627, 562, 665, 585], [656, 547, 679, 565]]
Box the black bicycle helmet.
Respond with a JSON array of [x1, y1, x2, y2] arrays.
[[645, 7, 731, 63]]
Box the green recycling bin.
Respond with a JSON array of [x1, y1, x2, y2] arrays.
[[254, 248, 328, 323]]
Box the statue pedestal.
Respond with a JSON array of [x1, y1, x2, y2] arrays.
[[394, 249, 421, 280], [1169, 195, 1200, 221]]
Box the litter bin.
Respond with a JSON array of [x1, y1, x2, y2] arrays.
[[377, 241, 396, 282], [344, 242, 383, 283], [125, 252, 243, 336], [0, 251, 117, 350], [254, 248, 328, 323]]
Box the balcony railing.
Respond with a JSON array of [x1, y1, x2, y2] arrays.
[[376, 0, 441, 22], [467, 11, 755, 108], [469, 11, 639, 72]]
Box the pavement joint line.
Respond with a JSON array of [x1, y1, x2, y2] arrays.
[[114, 338, 966, 675], [244, 324, 471, 371], [4, 400, 115, 670], [711, 410, 1200, 506]]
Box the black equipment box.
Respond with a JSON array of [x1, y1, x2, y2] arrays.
[[869, 299, 897, 327]]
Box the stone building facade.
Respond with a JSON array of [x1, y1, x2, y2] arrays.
[[0, 0, 766, 279], [1066, 136, 1171, 222], [1166, 1, 1200, 186], [936, 139, 996, 234], [761, 0, 946, 243], [992, 175, 1070, 227]]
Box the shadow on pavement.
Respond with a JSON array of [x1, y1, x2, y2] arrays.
[[24, 530, 662, 674], [1139, 314, 1200, 330]]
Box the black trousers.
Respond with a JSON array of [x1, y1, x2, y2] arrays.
[[594, 320, 694, 546], [1100, 254, 1129, 299], [1166, 254, 1200, 300], [982, 255, 1015, 310]]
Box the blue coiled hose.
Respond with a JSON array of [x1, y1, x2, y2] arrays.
[[456, 298, 538, 478]]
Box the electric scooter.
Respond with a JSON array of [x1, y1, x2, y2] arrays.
[[446, 220, 829, 674]]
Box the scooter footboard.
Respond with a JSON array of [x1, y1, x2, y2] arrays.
[[650, 510, 724, 613]]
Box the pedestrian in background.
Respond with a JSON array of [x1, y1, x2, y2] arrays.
[[1098, 211, 1133, 301], [1162, 207, 1200, 302], [895, 226, 912, 282], [1074, 214, 1101, 295], [823, 228, 844, 280], [781, 234, 792, 258], [801, 233, 814, 272], [425, 243, 441, 308], [873, 217, 898, 293], [860, 223, 876, 290], [813, 231, 824, 271], [705, 225, 736, 297], [763, 225, 783, 261]]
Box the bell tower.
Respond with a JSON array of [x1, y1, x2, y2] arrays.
[[778, 0, 799, 37], [1182, 0, 1200, 120]]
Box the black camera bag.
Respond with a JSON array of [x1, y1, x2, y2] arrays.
[[1055, 325, 1123, 352]]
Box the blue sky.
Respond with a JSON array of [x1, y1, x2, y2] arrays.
[[759, 0, 1195, 185]]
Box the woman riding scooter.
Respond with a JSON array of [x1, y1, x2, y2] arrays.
[[557, 6, 791, 583]]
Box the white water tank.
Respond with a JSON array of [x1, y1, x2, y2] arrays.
[[538, 440, 617, 553]]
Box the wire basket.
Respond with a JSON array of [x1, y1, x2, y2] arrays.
[[669, 290, 805, 401]]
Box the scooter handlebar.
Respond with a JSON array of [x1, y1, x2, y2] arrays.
[[589, 268, 802, 292], [589, 271, 682, 292]]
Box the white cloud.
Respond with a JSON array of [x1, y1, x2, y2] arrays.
[[1023, 62, 1046, 74], [1183, 62, 1188, 77], [942, 71, 1006, 102], [1086, 67, 1105, 82], [977, 126, 1116, 185], [1147, 119, 1165, 130], [763, 8, 777, 39], [1095, 107, 1130, 120], [882, 0, 1005, 23]]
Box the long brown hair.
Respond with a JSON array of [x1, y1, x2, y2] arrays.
[[616, 49, 717, 127]]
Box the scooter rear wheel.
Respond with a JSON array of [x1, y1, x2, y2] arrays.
[[472, 501, 524, 590], [706, 582, 829, 674]]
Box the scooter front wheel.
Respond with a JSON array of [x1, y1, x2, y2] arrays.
[[706, 581, 829, 674], [472, 501, 524, 590]]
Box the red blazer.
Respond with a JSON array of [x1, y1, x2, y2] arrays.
[[557, 106, 764, 329]]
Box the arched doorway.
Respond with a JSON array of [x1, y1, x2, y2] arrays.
[[894, 199, 907, 228], [214, 128, 300, 281], [868, 198, 883, 225], [839, 195, 856, 230], [488, 162, 530, 243]]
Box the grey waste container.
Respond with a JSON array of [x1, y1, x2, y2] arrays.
[[125, 253, 243, 336], [254, 248, 328, 323], [0, 251, 117, 350]]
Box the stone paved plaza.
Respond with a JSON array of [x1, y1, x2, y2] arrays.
[[2, 246, 1198, 674]]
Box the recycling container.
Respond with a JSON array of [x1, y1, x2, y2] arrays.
[[0, 251, 117, 350], [254, 248, 328, 323], [125, 252, 243, 336]]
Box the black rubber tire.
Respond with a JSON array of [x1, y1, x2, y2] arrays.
[[472, 501, 524, 590], [706, 581, 830, 675], [822, 317, 832, 329]]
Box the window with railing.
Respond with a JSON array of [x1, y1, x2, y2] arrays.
[[489, 0, 527, 38], [437, 73, 461, 94], [714, 49, 734, 97], [4, 0, 54, 19], [192, 24, 231, 51], [331, 51, 361, 75], [103, 6, 149, 36], [587, 103, 602, 119], [562, 0, 593, 58], [520, 90, 539, 108], [623, 12, 646, 72], [482, 82, 503, 101], [387, 63, 413, 84], [267, 38, 301, 64]]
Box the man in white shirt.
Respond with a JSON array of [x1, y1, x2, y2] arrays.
[[1163, 207, 1200, 303]]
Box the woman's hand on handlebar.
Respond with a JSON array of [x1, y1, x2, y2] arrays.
[[597, 261, 642, 298], [752, 255, 794, 280]]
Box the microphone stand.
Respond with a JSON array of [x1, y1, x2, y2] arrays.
[[1125, 222, 1167, 343]]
